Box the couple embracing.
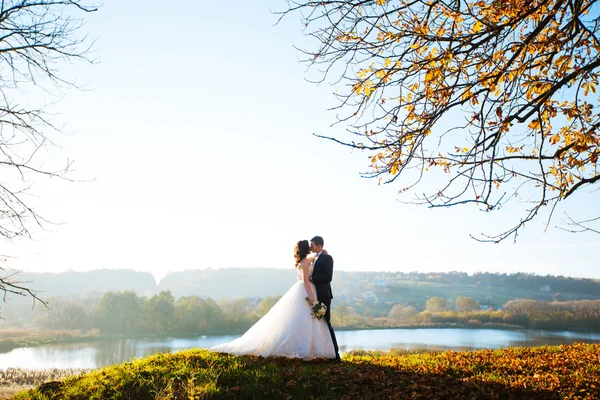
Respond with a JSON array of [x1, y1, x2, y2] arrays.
[[211, 236, 341, 362]]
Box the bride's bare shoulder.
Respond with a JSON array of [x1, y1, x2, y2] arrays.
[[295, 258, 308, 269], [299, 258, 311, 267]]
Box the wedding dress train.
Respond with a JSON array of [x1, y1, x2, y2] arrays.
[[210, 263, 336, 360]]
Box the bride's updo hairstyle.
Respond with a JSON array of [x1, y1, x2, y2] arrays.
[[294, 240, 310, 265]]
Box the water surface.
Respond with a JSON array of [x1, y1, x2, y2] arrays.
[[2, 328, 599, 370]]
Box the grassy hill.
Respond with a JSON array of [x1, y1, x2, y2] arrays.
[[373, 279, 598, 306], [10, 343, 600, 399]]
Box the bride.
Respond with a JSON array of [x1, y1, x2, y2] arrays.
[[210, 240, 336, 360]]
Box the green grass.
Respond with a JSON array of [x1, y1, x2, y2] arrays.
[[11, 343, 600, 399]]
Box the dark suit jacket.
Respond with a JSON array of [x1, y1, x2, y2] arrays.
[[311, 254, 334, 299]]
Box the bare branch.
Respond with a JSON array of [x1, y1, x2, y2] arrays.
[[0, 0, 97, 314], [558, 212, 600, 234]]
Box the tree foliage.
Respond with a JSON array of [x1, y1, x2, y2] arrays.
[[456, 295, 480, 312], [0, 0, 96, 311], [174, 296, 224, 332], [283, 0, 600, 240], [5, 288, 600, 334], [425, 296, 451, 312], [257, 296, 282, 316], [145, 291, 175, 334], [387, 303, 417, 321], [97, 291, 144, 335]]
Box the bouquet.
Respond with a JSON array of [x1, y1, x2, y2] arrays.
[[305, 297, 327, 320]]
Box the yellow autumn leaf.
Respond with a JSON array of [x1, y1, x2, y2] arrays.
[[528, 119, 541, 130], [353, 82, 363, 95], [549, 134, 561, 144], [472, 21, 483, 33], [363, 80, 374, 96]]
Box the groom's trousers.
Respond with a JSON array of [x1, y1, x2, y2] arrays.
[[321, 297, 340, 359]]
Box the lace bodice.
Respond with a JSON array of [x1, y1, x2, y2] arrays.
[[296, 260, 314, 281]]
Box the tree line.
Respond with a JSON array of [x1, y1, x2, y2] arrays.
[[383, 271, 600, 297], [345, 297, 600, 331], [28, 291, 279, 335], [6, 291, 599, 335]]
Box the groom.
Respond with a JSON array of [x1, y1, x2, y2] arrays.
[[309, 236, 341, 362]]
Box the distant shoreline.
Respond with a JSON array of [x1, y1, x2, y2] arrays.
[[3, 323, 600, 354]]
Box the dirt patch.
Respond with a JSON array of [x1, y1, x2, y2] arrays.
[[0, 385, 33, 399]]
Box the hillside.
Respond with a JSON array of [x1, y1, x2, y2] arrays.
[[10, 343, 600, 399], [157, 268, 293, 298], [369, 279, 600, 307], [14, 268, 600, 306], [20, 269, 157, 297]]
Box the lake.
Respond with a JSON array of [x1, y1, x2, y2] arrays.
[[2, 328, 600, 370]]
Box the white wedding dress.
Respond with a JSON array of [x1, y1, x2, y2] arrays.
[[210, 262, 336, 359]]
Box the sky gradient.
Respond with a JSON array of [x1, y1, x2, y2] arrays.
[[7, 0, 599, 282]]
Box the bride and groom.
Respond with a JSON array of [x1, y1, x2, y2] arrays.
[[211, 236, 341, 361]]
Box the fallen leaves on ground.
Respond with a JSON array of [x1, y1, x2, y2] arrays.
[[12, 343, 600, 399]]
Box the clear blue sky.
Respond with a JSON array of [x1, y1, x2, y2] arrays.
[[8, 0, 599, 282]]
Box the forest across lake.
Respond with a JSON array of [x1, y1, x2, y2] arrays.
[[2, 269, 600, 334]]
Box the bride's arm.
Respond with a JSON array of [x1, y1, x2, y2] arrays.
[[301, 259, 316, 305]]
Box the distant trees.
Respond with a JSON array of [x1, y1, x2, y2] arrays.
[[4, 269, 600, 333], [218, 298, 255, 331], [426, 297, 451, 313], [257, 296, 281, 317], [97, 291, 144, 335], [34, 295, 96, 330], [503, 299, 541, 316], [456, 296, 480, 312], [53, 291, 239, 335], [145, 291, 175, 334], [503, 299, 600, 329], [388, 304, 417, 322], [174, 297, 223, 333], [4, 279, 600, 334], [377, 270, 600, 297]]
